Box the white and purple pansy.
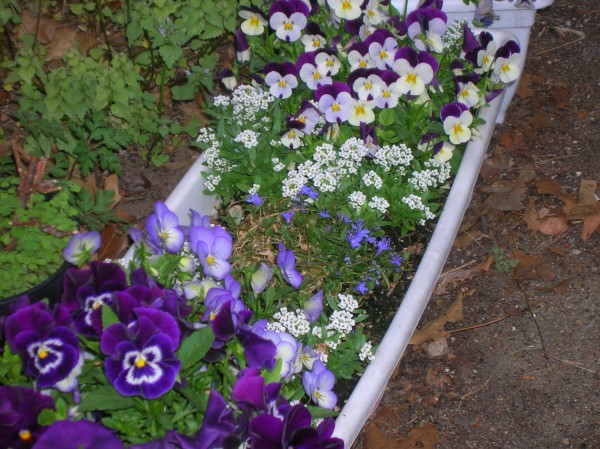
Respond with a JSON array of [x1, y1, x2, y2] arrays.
[[264, 62, 299, 99], [315, 50, 341, 77], [327, 0, 363, 20], [433, 140, 455, 164], [455, 74, 481, 108], [347, 41, 375, 71], [348, 98, 375, 126], [493, 40, 521, 84], [315, 82, 353, 123], [349, 68, 386, 104], [292, 99, 322, 135], [100, 308, 181, 399], [363, 0, 387, 26], [297, 51, 332, 90], [301, 22, 327, 51], [236, 29, 250, 63], [302, 360, 338, 409], [406, 7, 448, 53], [365, 29, 398, 70], [281, 120, 305, 149], [5, 304, 82, 391], [374, 70, 401, 109], [440, 102, 474, 145], [269, 0, 310, 42], [239, 6, 268, 36], [392, 47, 438, 97], [189, 224, 233, 281]]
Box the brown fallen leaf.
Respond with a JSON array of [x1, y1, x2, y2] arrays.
[[18, 11, 56, 44], [482, 166, 536, 211], [516, 73, 533, 98], [97, 223, 130, 261], [363, 424, 440, 449], [512, 250, 556, 281], [535, 177, 563, 195], [535, 278, 571, 295], [479, 146, 511, 182], [104, 174, 122, 209], [537, 215, 570, 236], [563, 180, 600, 241], [410, 291, 465, 346], [435, 256, 493, 295]]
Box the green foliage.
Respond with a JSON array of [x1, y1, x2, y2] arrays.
[[0, 177, 79, 297], [491, 246, 520, 273]]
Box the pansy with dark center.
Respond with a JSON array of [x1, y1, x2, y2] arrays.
[[392, 46, 438, 97], [5, 303, 82, 391], [100, 308, 181, 399], [0, 386, 55, 449]]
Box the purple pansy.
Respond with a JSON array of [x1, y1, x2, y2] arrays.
[[32, 420, 124, 449], [292, 100, 322, 134], [100, 309, 181, 399], [146, 202, 185, 254], [392, 47, 438, 97], [315, 82, 353, 123], [302, 360, 338, 410], [276, 242, 303, 289], [62, 231, 101, 266], [269, 0, 310, 42], [189, 225, 233, 280], [264, 62, 298, 99], [406, 7, 448, 53], [251, 263, 274, 295], [5, 304, 82, 391], [303, 290, 323, 323], [0, 386, 54, 449], [347, 41, 375, 71], [236, 29, 250, 63], [189, 390, 239, 449]]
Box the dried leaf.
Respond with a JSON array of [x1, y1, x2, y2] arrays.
[[435, 256, 493, 294], [410, 292, 464, 346], [512, 250, 556, 281], [563, 180, 600, 241], [581, 214, 600, 241], [18, 11, 56, 44], [46, 28, 79, 60], [363, 424, 440, 449], [516, 73, 533, 98], [535, 178, 563, 195], [480, 147, 511, 182], [104, 174, 122, 208], [483, 166, 536, 211], [537, 216, 570, 236], [578, 180, 598, 204], [97, 224, 130, 261], [424, 338, 449, 358]]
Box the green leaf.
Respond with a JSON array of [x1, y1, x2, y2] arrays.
[[177, 326, 214, 371], [158, 45, 183, 68], [102, 305, 119, 329], [171, 83, 196, 101], [379, 108, 395, 127], [262, 358, 282, 385], [307, 406, 338, 419], [78, 386, 138, 412]]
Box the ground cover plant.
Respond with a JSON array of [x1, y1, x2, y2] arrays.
[[0, 1, 522, 448]]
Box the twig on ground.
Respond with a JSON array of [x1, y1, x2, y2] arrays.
[[516, 281, 550, 366], [459, 372, 495, 404], [536, 27, 586, 56]]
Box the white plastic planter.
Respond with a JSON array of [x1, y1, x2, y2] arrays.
[[394, 0, 554, 123], [122, 29, 513, 449]]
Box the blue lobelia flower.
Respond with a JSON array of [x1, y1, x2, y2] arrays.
[[145, 202, 185, 254], [100, 308, 181, 399], [4, 304, 82, 392], [0, 386, 55, 449], [189, 225, 233, 281], [276, 242, 303, 289], [301, 360, 338, 410], [32, 420, 124, 449]]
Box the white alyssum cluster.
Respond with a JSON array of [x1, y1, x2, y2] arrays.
[[248, 184, 260, 195], [362, 170, 383, 189], [234, 129, 259, 149], [272, 157, 286, 172], [230, 84, 274, 123], [197, 127, 232, 180], [348, 191, 367, 212], [281, 138, 370, 199], [212, 95, 230, 107], [443, 19, 468, 48], [402, 194, 436, 220], [326, 294, 358, 337], [408, 160, 452, 191], [359, 341, 375, 362], [267, 307, 311, 338], [373, 143, 414, 173], [204, 174, 221, 192], [368, 195, 390, 214]]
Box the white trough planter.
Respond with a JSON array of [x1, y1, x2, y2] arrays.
[[393, 0, 554, 123], [124, 29, 513, 449]]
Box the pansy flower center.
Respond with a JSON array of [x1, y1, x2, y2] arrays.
[[331, 103, 341, 113], [502, 63, 511, 73], [379, 50, 387, 60], [283, 21, 294, 31], [37, 348, 49, 359], [453, 124, 464, 134], [250, 17, 259, 27], [135, 355, 147, 369], [278, 79, 287, 88], [19, 429, 32, 442], [406, 73, 417, 84], [355, 105, 366, 115], [341, 0, 352, 11], [206, 255, 215, 266]]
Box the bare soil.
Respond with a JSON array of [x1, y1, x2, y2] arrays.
[[355, 1, 600, 448]]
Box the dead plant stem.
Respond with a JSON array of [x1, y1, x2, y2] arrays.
[[515, 281, 550, 366]]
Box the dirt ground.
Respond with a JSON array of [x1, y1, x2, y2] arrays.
[[116, 1, 600, 447], [355, 1, 600, 448]]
